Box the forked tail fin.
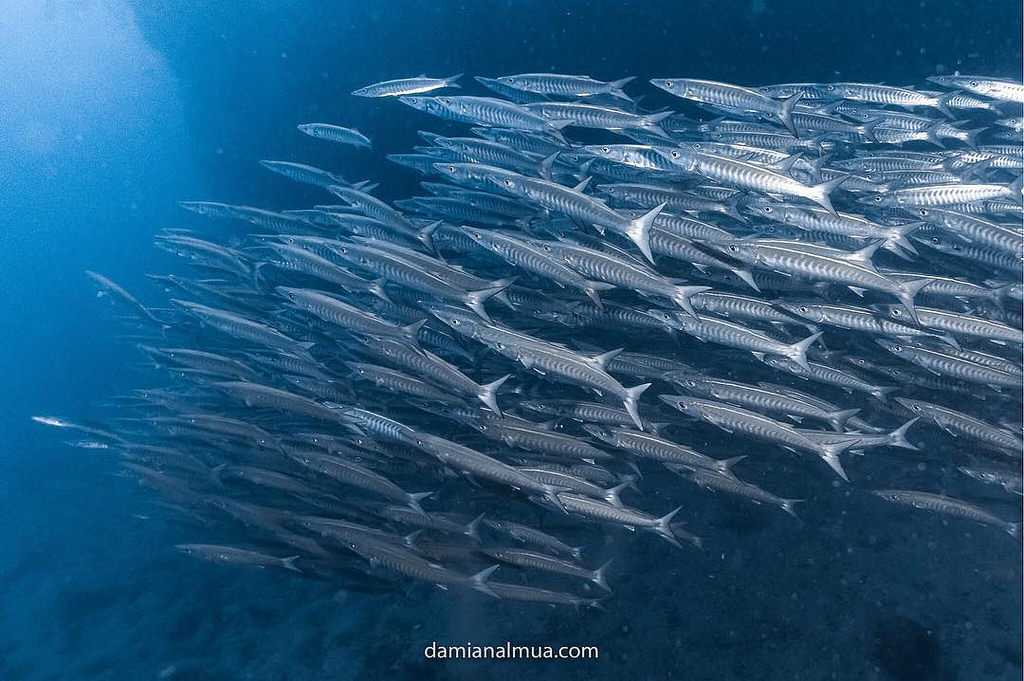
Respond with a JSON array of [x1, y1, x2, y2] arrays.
[[477, 374, 511, 417], [779, 92, 804, 138], [469, 564, 500, 597], [783, 331, 824, 370], [625, 202, 666, 265], [653, 506, 683, 548], [805, 175, 848, 215], [623, 383, 652, 429]]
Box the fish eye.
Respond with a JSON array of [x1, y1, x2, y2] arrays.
[[448, 165, 456, 172], [891, 309, 901, 316], [504, 179, 512, 187], [728, 245, 738, 252], [670, 151, 680, 159], [893, 345, 903, 352], [930, 237, 940, 244], [918, 209, 928, 217], [764, 206, 772, 213], [686, 380, 697, 388], [452, 319, 460, 325], [601, 146, 610, 153], [912, 405, 921, 411], [799, 306, 809, 313], [970, 80, 979, 87], [663, 81, 673, 88]]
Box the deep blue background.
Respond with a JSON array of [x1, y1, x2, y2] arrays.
[[1, 2, 1020, 680]]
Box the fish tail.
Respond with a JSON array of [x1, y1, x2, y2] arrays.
[[592, 559, 614, 593], [464, 282, 512, 322], [544, 486, 571, 514], [818, 439, 860, 482], [779, 92, 803, 137], [924, 121, 948, 147], [962, 127, 986, 151], [280, 555, 302, 573], [717, 455, 747, 475], [402, 530, 424, 548], [581, 423, 614, 443], [608, 76, 635, 98], [538, 152, 559, 181], [871, 385, 898, 402], [623, 383, 652, 429], [780, 499, 804, 519], [731, 268, 761, 292], [859, 117, 883, 143], [444, 73, 464, 87], [545, 118, 575, 131], [602, 480, 632, 507], [640, 110, 674, 137], [469, 564, 500, 598], [369, 278, 393, 305], [987, 283, 1015, 303], [408, 491, 433, 515], [783, 331, 824, 370], [401, 318, 428, 344], [487, 277, 518, 310], [827, 408, 861, 432], [477, 374, 511, 417], [1008, 522, 1021, 541], [1009, 174, 1023, 203], [626, 202, 666, 264], [935, 91, 958, 118], [417, 220, 442, 252], [671, 285, 712, 318], [251, 261, 269, 293], [805, 175, 847, 215], [724, 194, 746, 222], [654, 506, 683, 548], [889, 221, 922, 256], [583, 280, 614, 309], [887, 417, 920, 450], [895, 277, 933, 325], [464, 512, 485, 541]]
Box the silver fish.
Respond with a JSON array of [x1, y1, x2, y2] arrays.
[[872, 490, 1020, 538], [352, 74, 462, 97]]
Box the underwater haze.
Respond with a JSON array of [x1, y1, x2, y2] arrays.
[[3, 1, 1023, 680]]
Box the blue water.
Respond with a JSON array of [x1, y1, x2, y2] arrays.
[[2, 2, 1021, 679]]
